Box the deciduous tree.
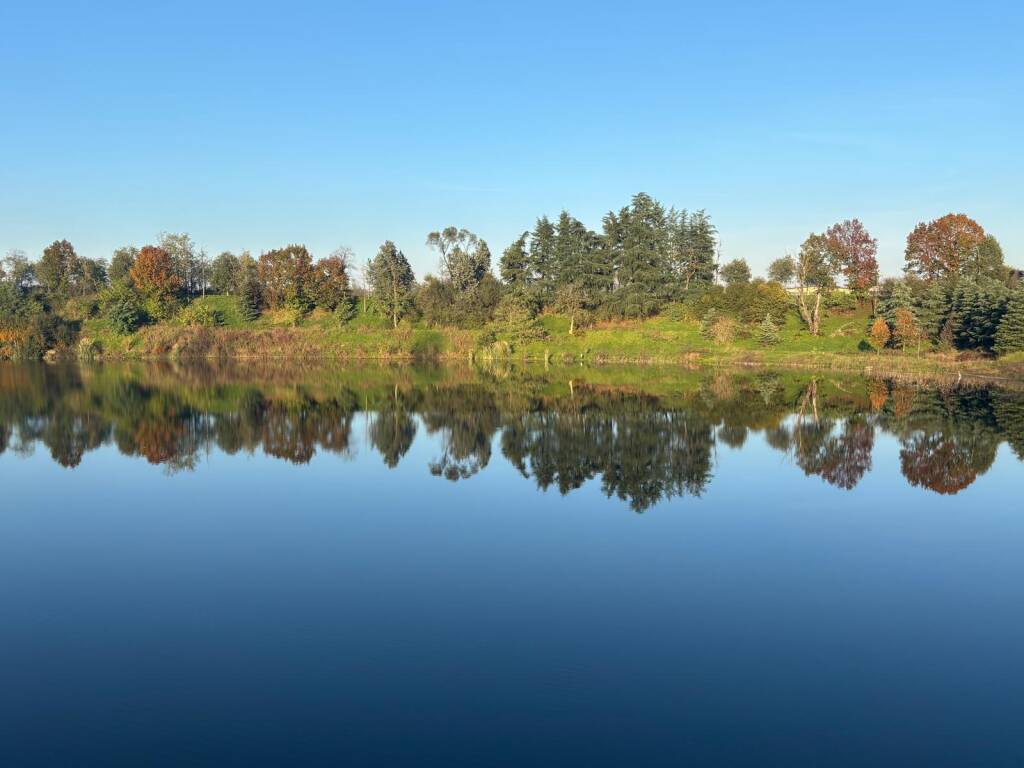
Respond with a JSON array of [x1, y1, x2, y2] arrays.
[[309, 248, 354, 312], [129, 246, 181, 297], [904, 213, 986, 281], [793, 234, 839, 336], [36, 240, 80, 301], [767, 257, 795, 286], [109, 246, 138, 284], [825, 219, 878, 292], [258, 245, 313, 309], [869, 316, 891, 350], [210, 252, 240, 295], [719, 258, 751, 286]]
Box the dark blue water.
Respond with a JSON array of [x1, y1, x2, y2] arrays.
[[2, 363, 1023, 766]]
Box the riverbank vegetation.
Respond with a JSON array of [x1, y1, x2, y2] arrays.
[[2, 195, 1021, 375]]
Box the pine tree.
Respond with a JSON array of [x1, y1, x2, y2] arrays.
[[528, 217, 556, 303], [916, 280, 952, 343], [239, 271, 263, 321], [686, 210, 718, 287], [877, 279, 914, 325], [756, 313, 780, 345], [995, 292, 1024, 356], [499, 232, 530, 290], [953, 278, 1009, 351], [608, 192, 670, 318]]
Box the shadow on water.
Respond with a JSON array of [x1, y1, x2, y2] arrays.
[[1, 360, 1023, 509]]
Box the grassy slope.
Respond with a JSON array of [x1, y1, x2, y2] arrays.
[[76, 296, 1023, 381]]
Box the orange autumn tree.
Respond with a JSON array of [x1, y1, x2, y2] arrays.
[[904, 213, 986, 281], [130, 246, 181, 297], [893, 307, 925, 355], [869, 316, 891, 351], [129, 246, 182, 320]]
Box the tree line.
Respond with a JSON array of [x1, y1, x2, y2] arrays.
[[2, 195, 1022, 358]]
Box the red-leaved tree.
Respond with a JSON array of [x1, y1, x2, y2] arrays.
[[904, 213, 986, 281], [825, 219, 878, 292]]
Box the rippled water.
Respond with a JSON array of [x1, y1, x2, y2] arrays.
[[2, 362, 1023, 766]]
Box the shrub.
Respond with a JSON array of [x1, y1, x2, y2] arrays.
[[823, 291, 859, 313], [334, 298, 357, 324], [699, 309, 718, 339], [661, 302, 693, 322], [176, 302, 225, 327], [109, 294, 145, 334], [710, 316, 737, 344], [742, 283, 791, 325], [488, 294, 547, 349], [868, 317, 891, 350], [63, 294, 101, 322], [102, 283, 147, 334]]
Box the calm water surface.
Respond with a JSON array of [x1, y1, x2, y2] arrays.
[[2, 362, 1023, 766]]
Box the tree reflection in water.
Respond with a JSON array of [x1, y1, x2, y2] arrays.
[[1, 362, 1022, 509]]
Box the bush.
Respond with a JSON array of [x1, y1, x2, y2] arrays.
[[710, 316, 737, 344], [334, 297, 357, 324], [699, 309, 718, 339], [661, 302, 693, 322], [487, 294, 547, 349], [868, 317, 891, 350], [176, 302, 225, 327], [109, 295, 145, 334], [63, 294, 101, 322], [823, 291, 859, 313], [102, 283, 147, 335], [143, 293, 180, 322], [741, 283, 791, 325]]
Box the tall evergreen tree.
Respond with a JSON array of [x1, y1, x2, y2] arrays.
[[994, 292, 1024, 356], [528, 216, 557, 302], [499, 231, 530, 290], [916, 281, 953, 343], [607, 192, 670, 318], [367, 241, 416, 328], [670, 209, 717, 292], [239, 269, 263, 321], [953, 279, 1009, 351], [877, 280, 915, 325]]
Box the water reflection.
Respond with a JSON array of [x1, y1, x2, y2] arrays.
[[1, 362, 1022, 508]]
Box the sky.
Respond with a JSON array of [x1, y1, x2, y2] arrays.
[[1, 0, 1021, 281]]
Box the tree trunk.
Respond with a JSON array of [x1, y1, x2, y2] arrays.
[[797, 287, 821, 336]]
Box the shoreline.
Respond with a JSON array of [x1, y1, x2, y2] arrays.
[[64, 324, 1024, 387]]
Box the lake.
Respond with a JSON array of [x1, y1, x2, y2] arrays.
[[2, 361, 1023, 766]]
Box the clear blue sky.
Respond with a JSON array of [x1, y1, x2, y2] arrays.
[[2, 0, 1021, 280]]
